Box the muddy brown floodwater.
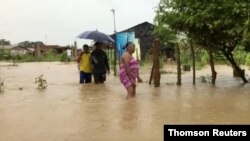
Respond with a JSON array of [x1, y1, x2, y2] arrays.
[[0, 62, 250, 141]]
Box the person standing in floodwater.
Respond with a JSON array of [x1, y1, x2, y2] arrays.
[[119, 42, 143, 99], [77, 44, 92, 84], [91, 42, 110, 84], [66, 49, 72, 62]]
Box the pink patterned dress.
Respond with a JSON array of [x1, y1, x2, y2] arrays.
[[119, 57, 139, 88]]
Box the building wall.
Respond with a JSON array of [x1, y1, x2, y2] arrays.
[[10, 48, 28, 56], [114, 22, 155, 60]]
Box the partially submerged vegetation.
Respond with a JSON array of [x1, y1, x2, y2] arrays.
[[35, 75, 47, 89]]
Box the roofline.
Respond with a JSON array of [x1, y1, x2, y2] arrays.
[[110, 21, 155, 36]]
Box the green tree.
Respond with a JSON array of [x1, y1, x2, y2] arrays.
[[155, 0, 249, 83], [18, 41, 44, 48], [0, 39, 11, 45]]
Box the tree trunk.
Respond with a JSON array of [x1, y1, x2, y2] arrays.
[[190, 40, 196, 85], [222, 50, 248, 83], [149, 64, 154, 85], [153, 40, 160, 87], [176, 43, 181, 85], [208, 47, 217, 85]]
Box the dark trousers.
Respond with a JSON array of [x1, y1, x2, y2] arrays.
[[93, 73, 106, 84], [80, 71, 92, 84]]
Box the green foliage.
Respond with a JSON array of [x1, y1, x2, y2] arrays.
[[195, 49, 209, 69], [0, 48, 3, 60], [43, 49, 59, 62], [0, 39, 11, 45], [245, 53, 250, 66], [0, 50, 11, 60], [200, 74, 212, 83], [153, 24, 178, 45], [233, 48, 247, 66], [16, 55, 36, 62], [140, 51, 152, 66], [18, 41, 43, 48], [154, 1, 178, 46], [1, 51, 65, 62], [109, 57, 117, 71], [35, 75, 47, 89], [159, 55, 165, 69], [60, 51, 68, 62], [180, 55, 190, 65], [155, 0, 250, 57], [167, 1, 245, 40], [180, 43, 191, 65]]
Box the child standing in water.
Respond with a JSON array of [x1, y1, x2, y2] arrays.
[[119, 42, 143, 99], [77, 44, 92, 84]]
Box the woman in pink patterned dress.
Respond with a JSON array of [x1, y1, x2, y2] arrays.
[[119, 42, 143, 99]]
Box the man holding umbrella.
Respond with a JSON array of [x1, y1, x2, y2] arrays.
[[91, 41, 110, 84], [76, 30, 113, 83]]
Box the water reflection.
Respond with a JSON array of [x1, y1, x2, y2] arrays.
[[120, 99, 139, 130]]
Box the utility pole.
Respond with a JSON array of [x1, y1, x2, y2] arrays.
[[111, 9, 116, 33], [111, 9, 117, 76], [45, 34, 47, 45]]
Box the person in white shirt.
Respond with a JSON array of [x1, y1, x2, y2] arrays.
[[67, 49, 72, 62]]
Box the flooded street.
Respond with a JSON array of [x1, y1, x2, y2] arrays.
[[1, 62, 250, 141]]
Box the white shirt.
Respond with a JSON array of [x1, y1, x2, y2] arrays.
[[67, 50, 71, 56]]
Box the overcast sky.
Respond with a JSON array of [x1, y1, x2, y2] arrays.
[[0, 0, 160, 46]]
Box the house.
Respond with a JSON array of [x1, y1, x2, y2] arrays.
[[40, 45, 70, 54], [111, 21, 156, 60], [0, 45, 14, 52], [111, 21, 177, 61], [10, 46, 34, 56], [0, 45, 34, 56]]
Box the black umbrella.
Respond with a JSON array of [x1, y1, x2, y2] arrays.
[[77, 30, 114, 43]]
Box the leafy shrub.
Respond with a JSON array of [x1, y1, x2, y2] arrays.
[[200, 74, 212, 83], [60, 51, 68, 62], [245, 53, 250, 66], [35, 75, 47, 89], [233, 49, 247, 66], [195, 49, 209, 70]]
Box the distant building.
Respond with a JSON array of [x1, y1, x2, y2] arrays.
[[10, 46, 34, 56], [0, 45, 14, 51], [1, 44, 71, 58], [0, 45, 34, 56], [40, 45, 70, 54]]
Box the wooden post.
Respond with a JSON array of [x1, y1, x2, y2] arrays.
[[153, 39, 160, 87], [190, 40, 196, 85], [149, 64, 154, 85], [113, 43, 117, 76], [35, 43, 41, 61], [176, 43, 181, 85], [73, 41, 78, 59]]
